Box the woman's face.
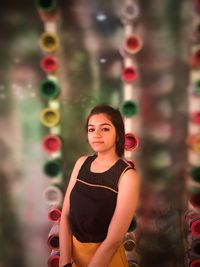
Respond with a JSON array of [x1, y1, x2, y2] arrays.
[[87, 113, 117, 155]]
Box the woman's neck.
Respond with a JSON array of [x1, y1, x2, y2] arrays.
[[95, 151, 119, 164]]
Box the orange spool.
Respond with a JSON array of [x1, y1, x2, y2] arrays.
[[123, 34, 143, 55], [190, 49, 200, 68], [187, 135, 200, 154]]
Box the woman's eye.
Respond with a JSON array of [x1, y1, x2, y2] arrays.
[[101, 128, 109, 132], [88, 128, 94, 132]]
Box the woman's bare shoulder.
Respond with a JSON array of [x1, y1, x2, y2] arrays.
[[73, 155, 88, 169]]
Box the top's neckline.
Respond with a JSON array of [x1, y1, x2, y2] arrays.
[[89, 155, 121, 174]]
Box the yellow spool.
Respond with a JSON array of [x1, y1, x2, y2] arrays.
[[193, 135, 200, 153], [38, 32, 59, 53], [40, 107, 60, 127]]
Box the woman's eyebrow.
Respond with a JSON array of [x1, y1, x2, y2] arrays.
[[88, 123, 112, 127]]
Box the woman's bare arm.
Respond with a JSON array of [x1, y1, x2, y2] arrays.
[[59, 156, 87, 267], [88, 169, 140, 267]]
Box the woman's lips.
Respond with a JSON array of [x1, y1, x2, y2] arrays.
[[92, 141, 104, 145]]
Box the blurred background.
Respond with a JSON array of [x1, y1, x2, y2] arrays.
[[0, 0, 198, 267]]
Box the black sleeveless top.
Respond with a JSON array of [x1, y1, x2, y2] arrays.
[[69, 155, 134, 243]]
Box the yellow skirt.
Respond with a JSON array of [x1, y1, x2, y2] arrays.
[[72, 235, 129, 267]]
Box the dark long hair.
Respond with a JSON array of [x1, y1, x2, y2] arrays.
[[86, 104, 125, 157]]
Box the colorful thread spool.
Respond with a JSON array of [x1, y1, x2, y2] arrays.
[[185, 210, 200, 237], [190, 259, 200, 267], [36, 0, 58, 22], [124, 133, 139, 151], [194, 80, 200, 96], [123, 34, 143, 55], [39, 32, 59, 53], [47, 250, 59, 267], [40, 107, 60, 128], [42, 134, 62, 154], [189, 192, 200, 210], [123, 232, 136, 251], [36, 0, 57, 12], [43, 184, 63, 206], [121, 100, 138, 118], [193, 22, 200, 42], [190, 49, 200, 68], [191, 238, 200, 257], [122, 66, 137, 83], [39, 78, 60, 99], [48, 206, 61, 222], [47, 223, 59, 250], [195, 0, 200, 12], [191, 112, 200, 124], [120, 2, 139, 24], [43, 159, 62, 177], [187, 135, 200, 154], [128, 261, 139, 267], [40, 55, 58, 73], [128, 217, 137, 232], [191, 167, 200, 184], [126, 250, 139, 267], [185, 249, 200, 267]]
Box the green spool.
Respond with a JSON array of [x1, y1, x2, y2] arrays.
[[39, 78, 59, 99], [195, 80, 200, 96], [187, 187, 200, 194], [128, 217, 137, 232], [121, 100, 138, 118], [36, 0, 57, 12], [191, 167, 200, 183], [43, 159, 62, 177]]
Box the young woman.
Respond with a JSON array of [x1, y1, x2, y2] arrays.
[[59, 104, 140, 267]]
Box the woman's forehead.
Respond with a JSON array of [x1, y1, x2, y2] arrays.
[[88, 113, 113, 125]]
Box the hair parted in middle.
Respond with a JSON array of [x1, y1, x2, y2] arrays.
[[86, 104, 125, 157]]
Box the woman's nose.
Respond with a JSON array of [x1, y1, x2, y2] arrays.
[[93, 128, 101, 137]]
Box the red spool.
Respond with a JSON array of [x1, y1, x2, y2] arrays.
[[195, 0, 200, 12], [42, 134, 62, 153], [190, 259, 200, 267], [122, 66, 137, 83], [185, 210, 200, 236], [48, 206, 61, 221], [40, 55, 58, 73], [192, 220, 200, 237], [190, 49, 200, 68], [191, 112, 200, 124], [124, 133, 139, 151], [47, 250, 59, 267]]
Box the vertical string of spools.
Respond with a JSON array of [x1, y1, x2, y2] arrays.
[[119, 1, 142, 266], [36, 1, 62, 266], [185, 1, 200, 267]]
